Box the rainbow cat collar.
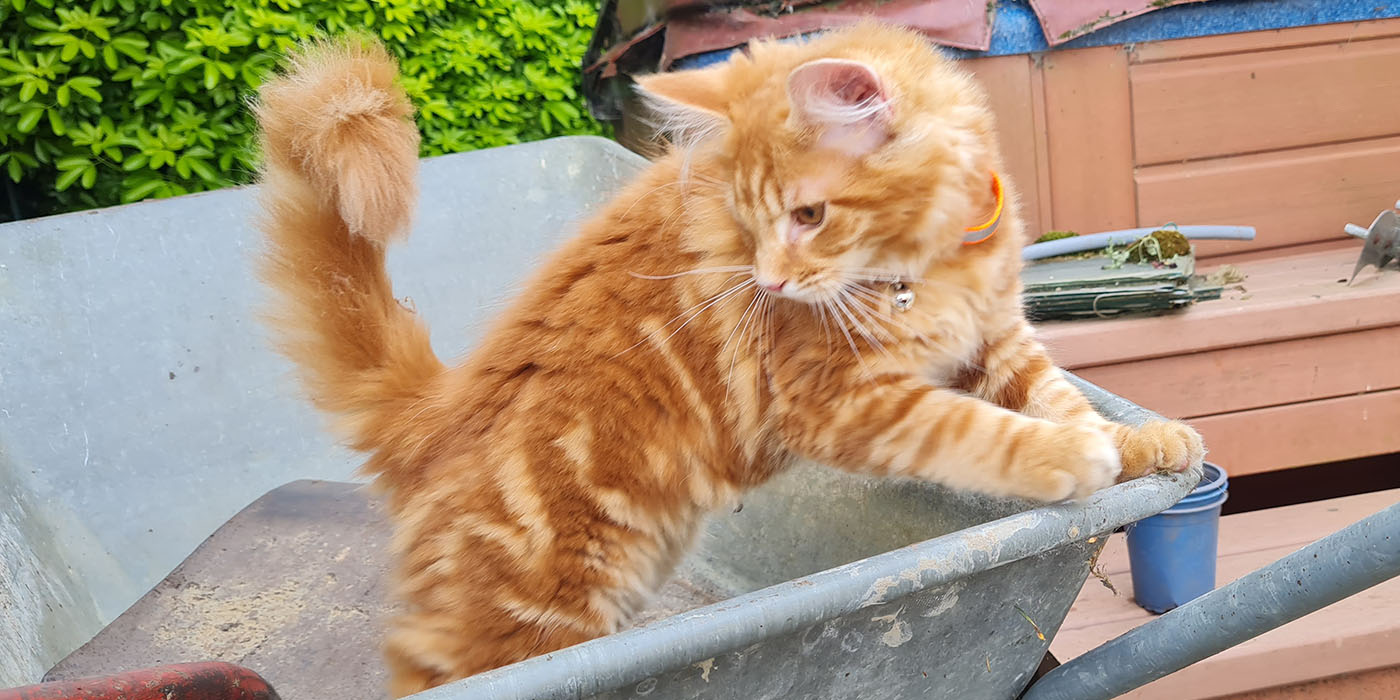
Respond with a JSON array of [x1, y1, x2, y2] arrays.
[[962, 171, 1004, 245]]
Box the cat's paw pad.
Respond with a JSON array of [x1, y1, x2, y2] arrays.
[[1115, 420, 1205, 480]]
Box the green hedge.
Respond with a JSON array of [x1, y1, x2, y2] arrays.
[[0, 0, 603, 218]]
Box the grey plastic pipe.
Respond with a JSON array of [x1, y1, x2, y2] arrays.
[[1022, 225, 1257, 261], [1022, 500, 1400, 700]]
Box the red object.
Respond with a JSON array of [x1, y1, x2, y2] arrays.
[[0, 663, 280, 700]]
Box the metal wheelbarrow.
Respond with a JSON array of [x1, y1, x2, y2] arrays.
[[2, 137, 1397, 700]]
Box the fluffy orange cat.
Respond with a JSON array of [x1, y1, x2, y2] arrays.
[[254, 24, 1204, 696]]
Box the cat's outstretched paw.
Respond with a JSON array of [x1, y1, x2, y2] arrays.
[[1015, 424, 1123, 502], [1113, 420, 1205, 480]]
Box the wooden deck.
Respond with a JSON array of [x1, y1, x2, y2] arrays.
[[966, 17, 1400, 475], [1051, 488, 1400, 699], [1038, 244, 1400, 475]]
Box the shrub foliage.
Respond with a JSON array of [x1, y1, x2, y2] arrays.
[[0, 0, 602, 215]]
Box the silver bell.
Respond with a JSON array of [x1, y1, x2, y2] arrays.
[[891, 281, 915, 312]]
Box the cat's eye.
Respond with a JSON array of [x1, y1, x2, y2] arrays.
[[792, 203, 826, 228]]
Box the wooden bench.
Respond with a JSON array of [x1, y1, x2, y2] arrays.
[[1050, 488, 1400, 699]]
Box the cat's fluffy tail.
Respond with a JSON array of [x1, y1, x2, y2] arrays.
[[253, 37, 444, 464]]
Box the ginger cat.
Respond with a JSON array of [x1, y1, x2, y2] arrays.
[[253, 24, 1204, 696]]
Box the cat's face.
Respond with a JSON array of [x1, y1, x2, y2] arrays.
[[638, 22, 997, 306]]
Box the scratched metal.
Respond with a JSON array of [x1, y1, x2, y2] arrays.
[[0, 136, 645, 685]]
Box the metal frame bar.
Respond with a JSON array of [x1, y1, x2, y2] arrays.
[[1023, 500, 1400, 700]]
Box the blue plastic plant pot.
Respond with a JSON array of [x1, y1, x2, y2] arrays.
[[1126, 462, 1229, 614]]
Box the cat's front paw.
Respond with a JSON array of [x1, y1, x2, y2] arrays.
[[1114, 420, 1205, 480], [1016, 424, 1122, 502]]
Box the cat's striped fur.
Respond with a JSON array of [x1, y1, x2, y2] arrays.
[[253, 25, 1203, 696]]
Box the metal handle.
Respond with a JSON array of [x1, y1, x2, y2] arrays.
[[1021, 501, 1400, 700]]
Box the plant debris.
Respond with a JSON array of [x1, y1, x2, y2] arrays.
[[1014, 605, 1046, 641], [1087, 547, 1118, 596], [1204, 264, 1247, 287], [1102, 226, 1191, 269], [1034, 230, 1078, 244]]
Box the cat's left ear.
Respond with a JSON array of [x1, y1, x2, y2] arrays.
[[787, 58, 892, 155], [634, 67, 730, 143]]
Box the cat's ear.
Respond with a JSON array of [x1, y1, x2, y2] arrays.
[[787, 58, 892, 155], [635, 68, 730, 145]]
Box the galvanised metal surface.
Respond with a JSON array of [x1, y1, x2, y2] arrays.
[[0, 137, 644, 686], [410, 378, 1201, 700], [1023, 499, 1400, 700]]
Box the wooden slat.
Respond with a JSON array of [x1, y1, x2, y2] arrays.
[[1135, 135, 1400, 256], [964, 55, 1048, 239], [1053, 489, 1400, 699], [1038, 246, 1400, 369], [1190, 389, 1400, 475], [1042, 46, 1136, 234], [1131, 37, 1400, 165], [1028, 59, 1054, 235], [1073, 325, 1400, 420], [1129, 17, 1400, 64]]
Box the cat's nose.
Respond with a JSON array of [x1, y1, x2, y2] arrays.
[[759, 280, 787, 293]]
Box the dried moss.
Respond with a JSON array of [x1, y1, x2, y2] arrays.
[[1125, 229, 1191, 263], [1033, 230, 1078, 244]]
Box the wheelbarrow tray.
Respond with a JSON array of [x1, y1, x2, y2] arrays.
[[0, 137, 1197, 699]]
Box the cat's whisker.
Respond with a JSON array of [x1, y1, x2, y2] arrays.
[[813, 302, 834, 350], [834, 290, 894, 361], [823, 295, 877, 379], [628, 265, 754, 280], [840, 286, 901, 341], [840, 267, 925, 284], [722, 290, 765, 399], [611, 279, 753, 359]]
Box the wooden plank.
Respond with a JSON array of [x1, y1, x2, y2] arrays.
[[964, 55, 1048, 239], [1134, 135, 1400, 256], [1190, 389, 1400, 475], [1073, 325, 1400, 420], [1132, 37, 1400, 165], [1053, 489, 1400, 699], [1028, 58, 1054, 236], [1130, 17, 1400, 64], [1038, 246, 1400, 369], [1041, 45, 1136, 234]]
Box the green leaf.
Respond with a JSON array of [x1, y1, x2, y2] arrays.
[[68, 77, 102, 101], [56, 84, 70, 107], [16, 105, 43, 134], [203, 62, 219, 90], [186, 156, 216, 183], [122, 176, 164, 203], [56, 165, 84, 191], [111, 34, 149, 61], [56, 155, 91, 171], [25, 15, 60, 31], [46, 109, 65, 135]]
